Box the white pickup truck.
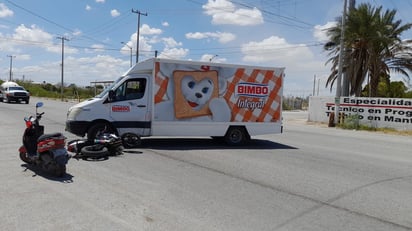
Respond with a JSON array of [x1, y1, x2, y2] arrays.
[[0, 81, 30, 104]]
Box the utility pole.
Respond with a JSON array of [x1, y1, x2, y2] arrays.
[[312, 75, 316, 96], [121, 42, 133, 67], [334, 0, 347, 125], [7, 55, 16, 81], [342, 0, 356, 96], [57, 36, 69, 101], [132, 9, 147, 64]]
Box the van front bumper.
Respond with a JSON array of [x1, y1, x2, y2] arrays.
[[65, 120, 91, 137]]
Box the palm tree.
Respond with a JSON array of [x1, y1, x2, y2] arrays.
[[325, 3, 412, 97]]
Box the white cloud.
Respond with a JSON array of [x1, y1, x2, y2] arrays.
[[142, 36, 188, 60], [0, 3, 13, 18], [8, 24, 75, 54], [186, 31, 235, 43], [158, 47, 189, 60], [85, 5, 91, 11], [139, 36, 154, 55], [126, 34, 154, 59], [10, 54, 129, 86], [140, 24, 162, 35], [241, 35, 331, 95], [162, 37, 182, 48], [203, 0, 263, 26], [314, 21, 336, 42], [15, 54, 31, 61], [88, 44, 106, 52], [95, 0, 105, 3], [203, 0, 234, 15], [125, 32, 188, 60], [162, 21, 169, 27], [241, 36, 314, 63], [72, 29, 82, 36], [111, 9, 120, 17], [185, 32, 207, 40], [13, 24, 52, 42]]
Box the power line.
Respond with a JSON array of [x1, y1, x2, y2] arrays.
[[4, 0, 119, 50], [81, 10, 133, 38], [186, 0, 313, 29], [231, 0, 314, 28], [4, 0, 73, 32]]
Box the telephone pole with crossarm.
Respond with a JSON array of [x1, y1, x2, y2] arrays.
[[132, 9, 147, 64]]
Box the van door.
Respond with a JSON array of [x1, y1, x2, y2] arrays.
[[109, 76, 151, 136]]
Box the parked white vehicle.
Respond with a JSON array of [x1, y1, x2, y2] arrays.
[[66, 58, 285, 145], [0, 81, 30, 104]]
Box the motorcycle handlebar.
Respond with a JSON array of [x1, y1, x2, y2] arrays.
[[35, 112, 45, 120]]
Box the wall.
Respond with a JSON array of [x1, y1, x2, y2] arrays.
[[308, 96, 412, 130]]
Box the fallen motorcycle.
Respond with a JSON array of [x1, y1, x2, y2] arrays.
[[19, 102, 70, 177], [68, 133, 124, 160]]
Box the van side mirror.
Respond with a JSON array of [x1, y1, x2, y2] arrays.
[[108, 90, 115, 102]]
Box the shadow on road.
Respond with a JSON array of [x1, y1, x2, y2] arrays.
[[21, 164, 74, 183], [138, 138, 297, 150]]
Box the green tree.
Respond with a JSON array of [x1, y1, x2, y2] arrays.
[[388, 81, 407, 98], [361, 79, 407, 98], [325, 3, 412, 97]]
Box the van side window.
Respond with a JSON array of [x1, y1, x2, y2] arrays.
[[113, 78, 146, 102]]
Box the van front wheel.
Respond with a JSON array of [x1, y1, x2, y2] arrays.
[[87, 122, 116, 141]]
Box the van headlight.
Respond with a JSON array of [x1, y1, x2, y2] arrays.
[[67, 107, 83, 120]]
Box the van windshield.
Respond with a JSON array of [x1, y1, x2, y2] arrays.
[[95, 76, 124, 98]]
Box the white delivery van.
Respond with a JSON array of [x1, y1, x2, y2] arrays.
[[66, 58, 285, 145]]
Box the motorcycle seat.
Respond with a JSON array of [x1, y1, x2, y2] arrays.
[[38, 132, 64, 142]]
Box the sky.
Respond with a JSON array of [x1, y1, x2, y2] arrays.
[[1, 0, 412, 97]]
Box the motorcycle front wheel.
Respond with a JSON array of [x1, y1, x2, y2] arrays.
[[81, 145, 109, 158], [19, 152, 32, 164]]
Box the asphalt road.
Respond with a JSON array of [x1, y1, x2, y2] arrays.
[[1, 98, 411, 231]]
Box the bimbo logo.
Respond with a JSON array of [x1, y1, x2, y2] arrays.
[[236, 82, 269, 98]]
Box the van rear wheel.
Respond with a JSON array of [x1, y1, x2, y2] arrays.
[[121, 133, 141, 148], [224, 126, 249, 146]]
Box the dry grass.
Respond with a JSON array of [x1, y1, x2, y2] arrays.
[[378, 128, 412, 136], [301, 120, 412, 136]]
